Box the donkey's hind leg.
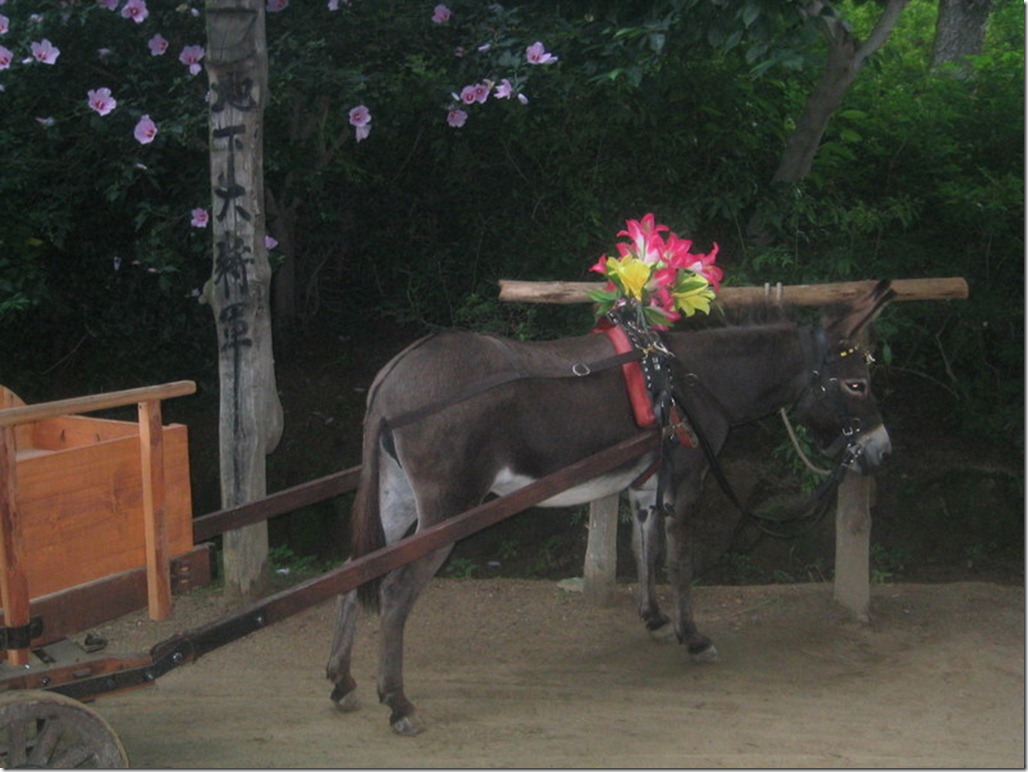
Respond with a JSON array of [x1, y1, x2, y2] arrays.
[[376, 544, 454, 736], [326, 589, 361, 711], [628, 486, 675, 642], [326, 452, 418, 712]]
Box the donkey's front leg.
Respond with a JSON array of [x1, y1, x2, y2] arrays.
[[665, 511, 718, 662], [628, 487, 674, 642]]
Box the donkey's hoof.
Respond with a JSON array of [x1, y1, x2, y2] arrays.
[[689, 642, 719, 663], [332, 690, 360, 713], [647, 621, 678, 644], [390, 714, 425, 737], [330, 679, 360, 712]]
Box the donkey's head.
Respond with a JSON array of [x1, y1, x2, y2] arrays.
[[794, 280, 895, 474]]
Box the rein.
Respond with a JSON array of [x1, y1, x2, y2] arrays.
[[666, 324, 867, 538]]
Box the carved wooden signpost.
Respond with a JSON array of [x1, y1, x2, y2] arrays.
[[500, 275, 969, 618], [205, 0, 283, 602]]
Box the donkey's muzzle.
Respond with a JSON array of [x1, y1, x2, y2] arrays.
[[853, 424, 891, 473]]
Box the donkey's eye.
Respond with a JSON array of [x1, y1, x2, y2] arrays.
[[843, 380, 867, 396]]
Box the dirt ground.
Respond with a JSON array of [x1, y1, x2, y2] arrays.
[[88, 578, 1023, 768]]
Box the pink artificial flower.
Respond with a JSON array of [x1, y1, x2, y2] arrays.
[[178, 44, 204, 75], [525, 41, 557, 65], [0, 15, 8, 34], [265, 235, 278, 250], [446, 108, 467, 128], [190, 208, 209, 228], [87, 87, 117, 116], [0, 46, 11, 70], [98, 0, 119, 9], [494, 78, 513, 99], [148, 33, 168, 56], [431, 4, 451, 23], [680, 244, 723, 291], [617, 214, 667, 264], [134, 114, 158, 144], [348, 104, 371, 142], [266, 0, 288, 11], [30, 39, 60, 65], [121, 0, 148, 24]]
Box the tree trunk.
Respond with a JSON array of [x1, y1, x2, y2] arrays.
[[932, 0, 993, 73], [747, 0, 911, 242], [205, 0, 284, 603]]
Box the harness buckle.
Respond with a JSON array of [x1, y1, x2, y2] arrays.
[[571, 362, 591, 376]]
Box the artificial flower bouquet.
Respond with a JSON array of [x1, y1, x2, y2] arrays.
[[588, 213, 722, 328]]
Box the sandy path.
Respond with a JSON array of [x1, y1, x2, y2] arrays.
[[91, 579, 1023, 768]]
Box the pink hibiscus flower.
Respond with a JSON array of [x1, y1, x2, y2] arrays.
[[178, 44, 204, 75], [0, 46, 12, 70], [446, 108, 467, 128], [121, 0, 148, 24], [190, 208, 209, 228], [525, 41, 558, 65], [148, 34, 169, 56], [31, 39, 60, 64], [87, 87, 117, 116], [134, 114, 158, 144], [348, 104, 371, 142], [431, 4, 451, 23]]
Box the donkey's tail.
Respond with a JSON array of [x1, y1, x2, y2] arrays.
[[351, 415, 388, 613]]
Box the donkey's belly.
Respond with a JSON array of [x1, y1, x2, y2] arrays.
[[490, 457, 655, 508]]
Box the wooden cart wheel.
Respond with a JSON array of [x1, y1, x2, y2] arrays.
[[0, 690, 128, 768]]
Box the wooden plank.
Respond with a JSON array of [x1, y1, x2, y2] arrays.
[[30, 416, 139, 450], [497, 277, 969, 306], [0, 545, 212, 648], [0, 381, 196, 428], [0, 422, 29, 665], [191, 466, 361, 543], [13, 426, 193, 601], [138, 400, 172, 621], [583, 494, 620, 606]]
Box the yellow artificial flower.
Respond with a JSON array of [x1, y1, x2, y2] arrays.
[[608, 255, 651, 301], [672, 276, 716, 317]]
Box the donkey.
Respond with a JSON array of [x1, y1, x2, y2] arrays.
[[326, 281, 894, 735]]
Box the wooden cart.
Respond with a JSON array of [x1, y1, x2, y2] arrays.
[[0, 382, 212, 671]]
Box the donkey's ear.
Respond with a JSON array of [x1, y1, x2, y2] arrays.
[[824, 279, 896, 339]]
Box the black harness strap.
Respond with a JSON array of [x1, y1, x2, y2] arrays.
[[384, 335, 642, 432]]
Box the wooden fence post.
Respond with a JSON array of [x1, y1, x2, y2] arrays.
[[138, 399, 173, 621], [834, 471, 872, 621], [583, 494, 620, 606]]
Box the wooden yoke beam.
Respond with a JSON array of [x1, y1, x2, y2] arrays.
[[498, 277, 969, 306]]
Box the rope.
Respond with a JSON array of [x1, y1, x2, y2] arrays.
[[778, 407, 832, 477]]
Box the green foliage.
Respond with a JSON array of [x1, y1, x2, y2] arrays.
[[0, 0, 1021, 449]]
